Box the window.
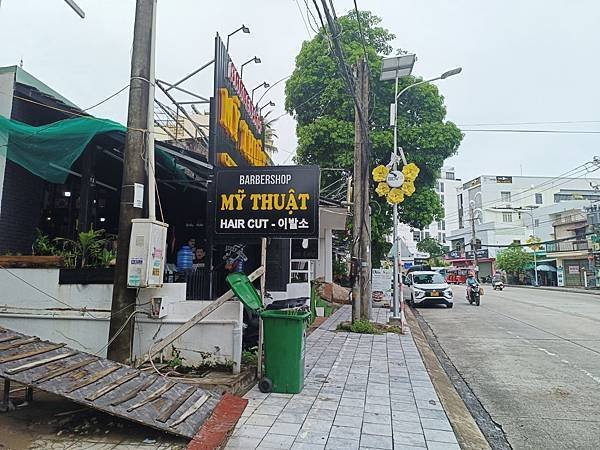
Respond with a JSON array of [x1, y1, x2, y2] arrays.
[[501, 191, 511, 202], [442, 233, 446, 243], [534, 219, 540, 227], [425, 231, 431, 238], [512, 239, 521, 245], [438, 232, 442, 242], [440, 194, 445, 204], [441, 220, 446, 231], [413, 273, 446, 284], [535, 193, 543, 204], [502, 212, 513, 222], [413, 230, 421, 242], [439, 182, 445, 193], [446, 171, 455, 180]]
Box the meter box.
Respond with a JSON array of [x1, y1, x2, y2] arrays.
[[127, 219, 169, 288]]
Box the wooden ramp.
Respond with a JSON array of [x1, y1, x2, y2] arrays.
[[0, 326, 221, 439]]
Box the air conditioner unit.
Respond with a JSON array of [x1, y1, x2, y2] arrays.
[[127, 219, 169, 288]]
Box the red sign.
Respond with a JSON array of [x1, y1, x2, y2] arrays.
[[228, 62, 263, 134]]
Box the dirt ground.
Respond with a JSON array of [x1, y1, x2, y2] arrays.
[[0, 388, 187, 450]]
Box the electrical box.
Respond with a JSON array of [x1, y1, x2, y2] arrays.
[[127, 219, 169, 288]]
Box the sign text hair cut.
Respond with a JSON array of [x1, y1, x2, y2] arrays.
[[214, 166, 320, 238]]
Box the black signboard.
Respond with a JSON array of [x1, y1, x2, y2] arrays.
[[447, 249, 462, 259], [214, 166, 320, 238], [466, 249, 489, 259], [209, 34, 267, 168]]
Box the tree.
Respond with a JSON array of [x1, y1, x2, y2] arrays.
[[496, 245, 533, 276], [417, 237, 445, 258], [285, 10, 462, 267]]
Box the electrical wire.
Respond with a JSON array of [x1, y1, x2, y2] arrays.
[[83, 84, 130, 111], [294, 0, 313, 38], [353, 0, 370, 67], [94, 309, 147, 355], [459, 119, 600, 127], [303, 0, 321, 33], [461, 128, 600, 134]]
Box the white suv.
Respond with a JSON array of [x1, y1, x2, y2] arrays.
[[404, 271, 453, 308]]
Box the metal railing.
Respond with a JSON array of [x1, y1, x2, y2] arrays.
[[546, 240, 589, 252]]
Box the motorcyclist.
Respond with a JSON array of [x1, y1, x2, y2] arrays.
[[466, 271, 478, 300]]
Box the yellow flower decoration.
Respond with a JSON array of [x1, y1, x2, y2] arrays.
[[401, 180, 415, 197], [402, 163, 420, 182], [372, 165, 390, 182], [375, 182, 390, 197], [387, 188, 405, 204]]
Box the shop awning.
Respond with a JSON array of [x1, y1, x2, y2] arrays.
[[527, 263, 557, 272]]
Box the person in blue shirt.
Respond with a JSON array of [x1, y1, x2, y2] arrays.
[[466, 271, 478, 300]]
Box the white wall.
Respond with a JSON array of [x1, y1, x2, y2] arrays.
[[0, 269, 243, 371], [0, 68, 16, 215]]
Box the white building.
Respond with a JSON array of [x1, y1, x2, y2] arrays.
[[446, 173, 600, 278]]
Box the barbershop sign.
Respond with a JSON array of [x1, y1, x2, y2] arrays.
[[214, 166, 320, 238]]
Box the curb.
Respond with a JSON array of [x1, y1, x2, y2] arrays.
[[504, 284, 600, 296], [187, 393, 248, 450], [405, 307, 492, 450]]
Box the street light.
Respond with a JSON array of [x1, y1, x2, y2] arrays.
[[226, 24, 250, 51], [240, 56, 261, 79], [259, 101, 275, 115], [252, 82, 270, 102], [514, 207, 539, 287], [381, 57, 462, 322]]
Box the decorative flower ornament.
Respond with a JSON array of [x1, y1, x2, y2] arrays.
[[402, 163, 420, 182], [387, 188, 405, 204], [401, 180, 415, 197], [375, 182, 390, 197], [372, 165, 390, 182]]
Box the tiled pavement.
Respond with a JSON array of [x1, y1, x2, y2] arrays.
[[227, 306, 460, 450]]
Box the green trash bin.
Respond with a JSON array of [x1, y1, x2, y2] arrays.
[[227, 273, 310, 394]]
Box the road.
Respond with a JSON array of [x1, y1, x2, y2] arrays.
[[414, 285, 600, 450]]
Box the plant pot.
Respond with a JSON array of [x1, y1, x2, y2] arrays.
[[59, 267, 115, 285], [0, 255, 63, 268]]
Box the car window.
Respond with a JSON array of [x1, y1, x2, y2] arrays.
[[413, 273, 445, 284]]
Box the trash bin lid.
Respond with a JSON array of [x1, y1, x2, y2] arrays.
[[226, 272, 263, 312]]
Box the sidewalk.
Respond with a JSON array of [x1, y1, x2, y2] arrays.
[[226, 305, 460, 450]]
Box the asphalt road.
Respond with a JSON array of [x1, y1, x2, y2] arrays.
[[414, 285, 600, 450]]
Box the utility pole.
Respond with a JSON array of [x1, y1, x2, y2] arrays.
[[470, 202, 479, 280], [107, 0, 155, 363], [352, 58, 371, 321]]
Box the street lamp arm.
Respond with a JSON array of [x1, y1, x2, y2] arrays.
[[395, 76, 441, 101]]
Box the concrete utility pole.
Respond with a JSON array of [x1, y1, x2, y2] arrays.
[[352, 58, 371, 321], [470, 202, 479, 279], [108, 0, 155, 363]]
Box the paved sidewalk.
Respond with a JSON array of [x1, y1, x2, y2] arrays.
[[226, 306, 460, 450]]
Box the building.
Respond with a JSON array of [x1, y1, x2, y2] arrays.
[[446, 173, 600, 279]]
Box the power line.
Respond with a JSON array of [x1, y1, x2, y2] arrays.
[[294, 0, 313, 38], [353, 0, 370, 67], [459, 119, 600, 127], [460, 128, 600, 134], [303, 0, 321, 34]]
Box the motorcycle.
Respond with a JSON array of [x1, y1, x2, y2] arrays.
[[468, 284, 482, 306], [492, 280, 504, 291]]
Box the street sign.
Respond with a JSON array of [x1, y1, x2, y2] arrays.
[[386, 170, 404, 188], [214, 165, 320, 238]]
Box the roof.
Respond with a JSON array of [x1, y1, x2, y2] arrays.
[[0, 65, 79, 109]]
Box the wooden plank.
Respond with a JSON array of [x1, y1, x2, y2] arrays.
[[34, 357, 98, 384], [156, 386, 196, 423], [0, 337, 38, 351], [0, 335, 19, 344], [0, 255, 62, 267], [126, 380, 175, 412], [136, 266, 264, 368], [169, 393, 210, 428], [65, 365, 120, 393], [5, 351, 77, 375], [85, 372, 140, 402], [0, 343, 65, 363], [110, 377, 156, 406]]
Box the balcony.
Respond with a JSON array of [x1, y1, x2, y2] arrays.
[[552, 214, 587, 226], [546, 240, 589, 252]]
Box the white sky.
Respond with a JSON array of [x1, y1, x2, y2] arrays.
[[1, 0, 600, 182]]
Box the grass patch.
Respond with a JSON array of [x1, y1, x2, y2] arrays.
[[336, 320, 404, 335]]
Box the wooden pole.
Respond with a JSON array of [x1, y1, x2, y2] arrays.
[[257, 237, 267, 378]]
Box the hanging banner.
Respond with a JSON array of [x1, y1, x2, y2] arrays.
[[214, 165, 320, 238]]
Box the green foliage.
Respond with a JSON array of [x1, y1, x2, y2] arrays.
[[242, 347, 259, 366], [32, 229, 57, 256], [496, 245, 534, 275], [332, 258, 348, 278], [337, 319, 382, 334], [54, 228, 114, 268], [285, 10, 462, 266], [417, 237, 445, 258]]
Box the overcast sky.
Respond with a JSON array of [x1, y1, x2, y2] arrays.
[[1, 0, 599, 182]]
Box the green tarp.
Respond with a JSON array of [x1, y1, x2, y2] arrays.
[[0, 116, 187, 184]]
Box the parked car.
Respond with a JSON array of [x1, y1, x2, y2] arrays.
[[404, 270, 454, 308]]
